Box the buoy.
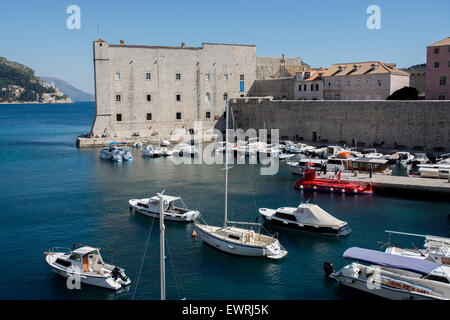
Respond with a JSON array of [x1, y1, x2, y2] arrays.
[[330, 188, 334, 192], [341, 189, 345, 193], [313, 186, 317, 190], [300, 185, 304, 189], [191, 230, 197, 238], [353, 189, 357, 194]]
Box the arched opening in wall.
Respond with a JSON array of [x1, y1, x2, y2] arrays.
[[312, 131, 318, 142]]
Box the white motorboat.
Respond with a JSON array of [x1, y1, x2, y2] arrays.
[[44, 243, 131, 290], [396, 152, 415, 166], [160, 140, 170, 147], [142, 145, 162, 157], [100, 146, 124, 162], [194, 101, 288, 260], [278, 154, 295, 160], [178, 144, 199, 157], [286, 159, 344, 175], [259, 203, 351, 236], [215, 141, 235, 153], [129, 194, 199, 222], [100, 143, 133, 162], [383, 231, 450, 265], [412, 153, 429, 165], [133, 142, 143, 148], [326, 247, 450, 300], [257, 145, 282, 158], [362, 148, 384, 159]]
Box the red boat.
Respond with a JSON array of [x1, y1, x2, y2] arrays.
[[293, 169, 373, 195]]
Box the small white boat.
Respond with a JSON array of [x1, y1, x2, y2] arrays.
[[278, 154, 295, 160], [259, 203, 351, 236], [326, 247, 450, 300], [44, 244, 131, 290], [383, 231, 450, 265], [129, 194, 199, 222], [142, 145, 162, 158], [100, 143, 133, 161], [257, 146, 282, 158], [396, 152, 415, 166], [178, 143, 199, 157], [160, 140, 170, 147], [362, 148, 384, 159], [133, 142, 143, 148]]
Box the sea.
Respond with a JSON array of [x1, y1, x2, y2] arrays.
[[0, 102, 448, 300]]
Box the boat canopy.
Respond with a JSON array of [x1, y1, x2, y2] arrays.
[[353, 157, 388, 164], [293, 203, 346, 227], [109, 142, 127, 146], [343, 247, 441, 276], [150, 195, 180, 203]]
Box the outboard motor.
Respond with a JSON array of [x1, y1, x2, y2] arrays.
[[111, 267, 128, 282], [323, 261, 335, 277]]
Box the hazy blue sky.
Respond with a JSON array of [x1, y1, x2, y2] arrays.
[[1, 0, 449, 94]]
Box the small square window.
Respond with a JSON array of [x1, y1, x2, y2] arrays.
[[346, 80, 351, 88], [205, 73, 210, 80], [176, 94, 181, 101], [115, 94, 121, 102], [434, 47, 439, 54], [438, 95, 446, 100], [176, 112, 181, 120], [115, 73, 120, 80], [146, 94, 151, 102], [176, 73, 181, 80], [240, 74, 244, 81], [435, 62, 440, 68], [448, 61, 450, 67], [205, 92, 210, 102], [440, 76, 447, 86], [146, 113, 152, 121], [116, 114, 122, 121], [223, 74, 228, 81], [377, 80, 382, 87], [146, 73, 151, 80], [205, 112, 211, 119], [223, 92, 228, 101]]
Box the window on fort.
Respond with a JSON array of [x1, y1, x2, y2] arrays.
[[435, 62, 440, 68], [205, 73, 210, 80], [147, 94, 151, 102], [346, 80, 351, 88], [146, 113, 152, 121], [304, 84, 307, 91], [223, 92, 228, 100], [440, 76, 447, 86], [298, 85, 301, 91], [356, 80, 360, 88], [176, 112, 182, 120], [115, 73, 120, 80], [176, 73, 181, 80], [434, 47, 439, 54], [205, 112, 211, 119], [355, 95, 360, 100], [205, 92, 211, 102], [115, 94, 121, 102], [146, 73, 151, 80], [438, 95, 446, 100], [327, 82, 331, 89], [240, 74, 244, 81], [116, 114, 122, 121], [448, 61, 450, 67], [311, 84, 314, 91], [224, 74, 228, 81], [377, 80, 382, 87], [366, 79, 370, 87], [316, 84, 319, 91], [176, 94, 181, 101]]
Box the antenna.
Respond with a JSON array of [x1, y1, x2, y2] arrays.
[[97, 24, 100, 39]]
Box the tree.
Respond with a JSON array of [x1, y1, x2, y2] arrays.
[[386, 86, 419, 100]]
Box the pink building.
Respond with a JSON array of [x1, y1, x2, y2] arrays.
[[426, 37, 450, 100]]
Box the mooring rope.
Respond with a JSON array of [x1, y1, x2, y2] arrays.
[[131, 215, 155, 300]]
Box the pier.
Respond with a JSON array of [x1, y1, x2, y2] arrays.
[[327, 171, 450, 199]]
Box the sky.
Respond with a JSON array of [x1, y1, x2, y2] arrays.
[[0, 0, 449, 94]]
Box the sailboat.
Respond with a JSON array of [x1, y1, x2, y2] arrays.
[[193, 102, 288, 259]]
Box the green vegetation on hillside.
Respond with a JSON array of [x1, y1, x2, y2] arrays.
[[0, 57, 56, 102]]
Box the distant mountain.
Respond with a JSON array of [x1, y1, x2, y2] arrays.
[[39, 76, 94, 101]]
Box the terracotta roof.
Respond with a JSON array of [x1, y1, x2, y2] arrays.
[[322, 61, 409, 77], [428, 37, 450, 47], [303, 70, 326, 82]]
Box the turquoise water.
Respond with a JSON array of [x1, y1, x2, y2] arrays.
[[0, 102, 448, 300]]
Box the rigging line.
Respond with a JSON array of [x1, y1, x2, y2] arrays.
[[164, 234, 185, 300], [244, 159, 259, 223], [131, 216, 156, 300]]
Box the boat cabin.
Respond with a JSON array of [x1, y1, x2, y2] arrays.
[[344, 157, 391, 174], [55, 246, 105, 273]]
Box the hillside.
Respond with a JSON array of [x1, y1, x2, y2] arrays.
[[40, 76, 94, 101], [0, 57, 57, 102]]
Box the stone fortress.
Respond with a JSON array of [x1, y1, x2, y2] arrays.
[[77, 39, 308, 147], [77, 38, 449, 152]]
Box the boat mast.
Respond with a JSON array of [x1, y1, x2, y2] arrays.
[[224, 100, 229, 228], [157, 192, 166, 300]]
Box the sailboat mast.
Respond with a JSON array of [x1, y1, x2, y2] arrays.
[[158, 194, 166, 300], [224, 100, 229, 228]]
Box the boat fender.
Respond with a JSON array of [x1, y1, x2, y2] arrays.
[[191, 230, 197, 238], [353, 189, 357, 194], [313, 186, 317, 190], [299, 185, 304, 190], [323, 261, 335, 277], [330, 188, 334, 192], [341, 189, 345, 193]]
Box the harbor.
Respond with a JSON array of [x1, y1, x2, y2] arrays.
[[1, 102, 449, 300]]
